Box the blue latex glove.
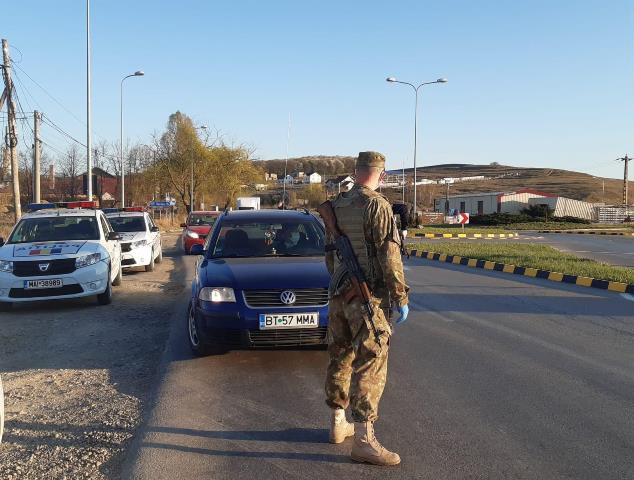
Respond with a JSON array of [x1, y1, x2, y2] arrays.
[[394, 304, 409, 325]]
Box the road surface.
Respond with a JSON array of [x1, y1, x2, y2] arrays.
[[123, 252, 634, 480]]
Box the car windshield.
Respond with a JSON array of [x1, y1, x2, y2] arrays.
[[108, 216, 147, 233], [7, 216, 100, 243], [188, 214, 218, 226], [210, 219, 324, 258]]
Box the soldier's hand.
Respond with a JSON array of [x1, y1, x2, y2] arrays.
[[394, 304, 409, 325]]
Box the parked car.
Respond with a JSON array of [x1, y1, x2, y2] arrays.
[[0, 202, 122, 309], [181, 211, 221, 254], [105, 208, 163, 272], [187, 209, 329, 354]]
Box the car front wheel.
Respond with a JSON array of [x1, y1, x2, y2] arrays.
[[112, 261, 123, 286], [145, 249, 155, 272], [187, 302, 220, 356], [97, 269, 113, 305]]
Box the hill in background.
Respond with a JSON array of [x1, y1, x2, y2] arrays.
[[257, 157, 629, 206]]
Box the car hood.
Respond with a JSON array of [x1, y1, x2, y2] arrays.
[[1, 240, 101, 260], [118, 232, 146, 242], [186, 225, 212, 235], [201, 256, 329, 290]]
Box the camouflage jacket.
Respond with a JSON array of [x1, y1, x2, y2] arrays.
[[325, 184, 409, 307]]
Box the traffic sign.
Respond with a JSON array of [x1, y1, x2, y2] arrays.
[[457, 213, 470, 225], [149, 200, 176, 208]]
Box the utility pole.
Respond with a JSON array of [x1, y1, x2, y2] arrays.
[[2, 39, 21, 221], [617, 155, 631, 206], [86, 0, 93, 201], [33, 110, 41, 203]]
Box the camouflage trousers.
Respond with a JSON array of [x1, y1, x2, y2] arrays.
[[325, 294, 392, 423]]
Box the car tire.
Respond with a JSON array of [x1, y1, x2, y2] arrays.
[[187, 302, 220, 356], [0, 302, 12, 312], [156, 245, 163, 264], [97, 269, 113, 305], [145, 250, 155, 272], [112, 261, 123, 286]]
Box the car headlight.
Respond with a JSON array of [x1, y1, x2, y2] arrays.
[[131, 239, 147, 249], [75, 253, 102, 269], [0, 260, 14, 273], [199, 287, 236, 303], [186, 230, 200, 239]]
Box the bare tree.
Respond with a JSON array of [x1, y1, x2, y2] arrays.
[[60, 145, 82, 200]]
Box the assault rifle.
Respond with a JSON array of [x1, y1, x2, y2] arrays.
[[392, 203, 410, 258], [317, 201, 381, 343]]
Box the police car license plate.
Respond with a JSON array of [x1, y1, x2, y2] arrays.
[[259, 312, 319, 329], [24, 279, 63, 289]]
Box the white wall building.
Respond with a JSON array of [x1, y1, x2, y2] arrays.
[[303, 172, 322, 184], [435, 189, 552, 215]]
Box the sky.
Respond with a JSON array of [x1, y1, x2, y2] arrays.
[[2, 0, 633, 179]]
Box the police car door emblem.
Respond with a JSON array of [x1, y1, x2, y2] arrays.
[[280, 290, 296, 305], [38, 263, 50, 272]]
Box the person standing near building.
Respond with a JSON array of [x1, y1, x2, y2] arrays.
[[322, 151, 409, 466]]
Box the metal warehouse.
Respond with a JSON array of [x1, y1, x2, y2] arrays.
[[528, 196, 596, 221], [435, 189, 553, 215]]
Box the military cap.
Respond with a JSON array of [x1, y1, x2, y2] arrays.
[[357, 151, 386, 169]]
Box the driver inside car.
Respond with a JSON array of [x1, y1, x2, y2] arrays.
[[273, 224, 301, 253]]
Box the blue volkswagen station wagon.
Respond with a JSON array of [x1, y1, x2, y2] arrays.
[[187, 209, 330, 355]]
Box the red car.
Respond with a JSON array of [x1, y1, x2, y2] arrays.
[[181, 211, 221, 254]]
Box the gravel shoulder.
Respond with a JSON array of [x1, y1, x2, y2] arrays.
[[0, 234, 186, 479]]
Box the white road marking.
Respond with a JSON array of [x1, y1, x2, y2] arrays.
[[620, 293, 634, 302]]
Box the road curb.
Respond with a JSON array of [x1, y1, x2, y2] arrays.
[[538, 230, 634, 236], [414, 232, 519, 239], [406, 248, 634, 294]]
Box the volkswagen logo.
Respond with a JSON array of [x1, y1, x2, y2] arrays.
[[280, 290, 296, 305], [38, 263, 50, 273]]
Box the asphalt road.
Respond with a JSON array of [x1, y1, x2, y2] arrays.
[[517, 233, 634, 268], [123, 253, 634, 480]]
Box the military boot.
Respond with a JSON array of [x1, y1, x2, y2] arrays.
[[351, 421, 401, 466], [329, 408, 355, 444]]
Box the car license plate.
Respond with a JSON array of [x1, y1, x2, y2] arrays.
[[24, 279, 63, 289], [259, 312, 319, 329]]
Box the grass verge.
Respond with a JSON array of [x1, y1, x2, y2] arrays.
[[412, 226, 512, 234], [409, 241, 634, 284]]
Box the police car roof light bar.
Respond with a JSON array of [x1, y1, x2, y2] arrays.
[[102, 208, 119, 214], [59, 201, 97, 209], [26, 203, 57, 212], [123, 206, 145, 212]]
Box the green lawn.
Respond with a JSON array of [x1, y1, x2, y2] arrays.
[[411, 226, 513, 234], [408, 241, 634, 284], [413, 223, 634, 233]]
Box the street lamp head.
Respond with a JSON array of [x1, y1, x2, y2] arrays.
[[437, 77, 448, 83], [199, 125, 208, 130], [134, 70, 144, 76], [386, 77, 397, 82]]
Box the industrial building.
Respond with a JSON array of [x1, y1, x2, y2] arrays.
[[528, 196, 596, 221], [435, 189, 553, 215]]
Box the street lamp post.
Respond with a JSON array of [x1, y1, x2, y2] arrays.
[[386, 76, 447, 215], [120, 70, 144, 207]]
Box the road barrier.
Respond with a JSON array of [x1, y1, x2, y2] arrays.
[[406, 248, 634, 294], [538, 230, 634, 236], [414, 232, 519, 239]]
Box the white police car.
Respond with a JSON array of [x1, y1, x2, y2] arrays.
[[0, 202, 123, 309], [105, 208, 162, 272]]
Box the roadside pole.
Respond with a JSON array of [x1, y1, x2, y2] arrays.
[[33, 110, 41, 203], [1, 39, 22, 221]]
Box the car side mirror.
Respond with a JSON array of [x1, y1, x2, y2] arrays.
[[150, 226, 160, 232], [190, 244, 204, 256], [107, 232, 122, 241], [180, 223, 187, 228]]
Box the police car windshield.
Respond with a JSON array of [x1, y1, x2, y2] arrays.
[[108, 216, 147, 233], [188, 214, 218, 226], [210, 220, 324, 258], [7, 216, 100, 244]]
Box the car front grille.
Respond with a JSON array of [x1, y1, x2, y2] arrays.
[[12, 258, 77, 277], [243, 288, 329, 308], [121, 243, 132, 253], [121, 258, 136, 266], [9, 284, 84, 298], [248, 327, 327, 347]]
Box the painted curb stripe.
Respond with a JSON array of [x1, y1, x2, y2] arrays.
[[406, 249, 634, 294], [414, 232, 519, 238]]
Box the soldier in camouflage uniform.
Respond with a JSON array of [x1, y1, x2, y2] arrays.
[[324, 151, 409, 466]]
